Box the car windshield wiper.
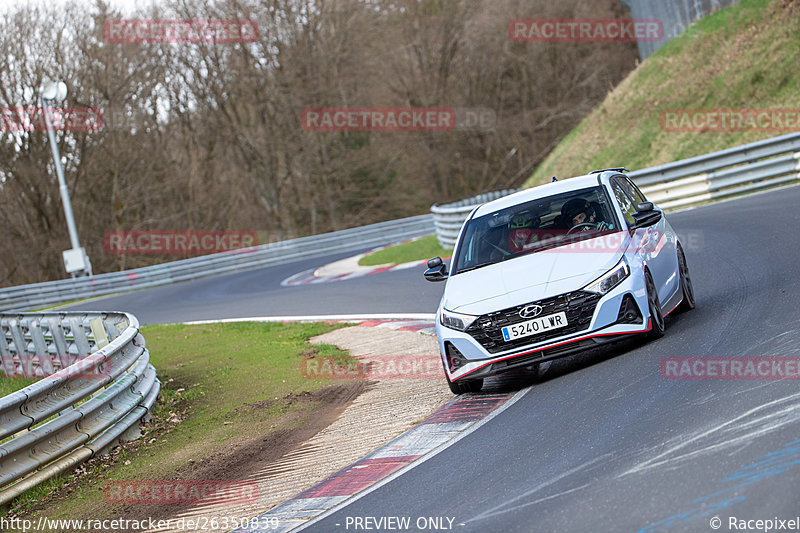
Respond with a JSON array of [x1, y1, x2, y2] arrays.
[[456, 261, 497, 274]]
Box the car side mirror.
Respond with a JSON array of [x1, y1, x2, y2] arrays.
[[424, 256, 448, 282], [631, 202, 662, 228]]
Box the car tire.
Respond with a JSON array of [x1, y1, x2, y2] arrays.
[[447, 377, 484, 395], [645, 270, 665, 339], [677, 245, 696, 312]]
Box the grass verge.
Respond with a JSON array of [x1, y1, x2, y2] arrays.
[[4, 321, 356, 524], [0, 377, 38, 398], [358, 235, 453, 267], [525, 0, 799, 187]]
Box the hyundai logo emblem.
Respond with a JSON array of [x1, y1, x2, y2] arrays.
[[519, 305, 543, 319]]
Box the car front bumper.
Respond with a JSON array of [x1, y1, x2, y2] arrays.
[[437, 271, 651, 382]]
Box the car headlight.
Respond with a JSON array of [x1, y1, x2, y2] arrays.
[[440, 309, 479, 331], [584, 258, 630, 295]]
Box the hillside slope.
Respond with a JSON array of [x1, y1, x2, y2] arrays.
[[525, 0, 800, 186]]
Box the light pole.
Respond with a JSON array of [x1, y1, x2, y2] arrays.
[[40, 80, 92, 277]]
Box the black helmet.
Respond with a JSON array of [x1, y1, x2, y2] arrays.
[[562, 198, 591, 222]]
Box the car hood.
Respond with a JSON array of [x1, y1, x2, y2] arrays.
[[444, 233, 627, 315]]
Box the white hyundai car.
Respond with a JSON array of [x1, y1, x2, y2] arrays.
[[424, 169, 695, 394]]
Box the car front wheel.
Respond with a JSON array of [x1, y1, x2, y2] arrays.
[[677, 245, 696, 312], [645, 270, 665, 339]]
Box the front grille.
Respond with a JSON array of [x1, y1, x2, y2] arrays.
[[465, 290, 602, 354]]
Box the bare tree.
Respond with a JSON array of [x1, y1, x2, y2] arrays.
[[0, 0, 637, 287]]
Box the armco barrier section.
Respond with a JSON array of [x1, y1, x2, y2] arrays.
[[431, 132, 800, 248], [632, 132, 800, 209], [621, 0, 741, 60], [430, 190, 518, 248], [0, 214, 434, 311], [0, 311, 158, 505]]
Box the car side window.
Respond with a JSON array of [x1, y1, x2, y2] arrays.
[[618, 176, 647, 204], [462, 233, 477, 265], [611, 180, 637, 226], [630, 179, 648, 203]]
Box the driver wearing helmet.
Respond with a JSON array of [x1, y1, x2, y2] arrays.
[[508, 213, 540, 253], [561, 198, 611, 232]]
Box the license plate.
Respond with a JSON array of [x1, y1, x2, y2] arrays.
[[502, 312, 568, 342]]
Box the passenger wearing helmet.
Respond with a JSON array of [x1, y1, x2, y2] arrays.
[[561, 198, 610, 232], [508, 213, 540, 253]]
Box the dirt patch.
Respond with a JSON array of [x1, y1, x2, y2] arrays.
[[164, 383, 369, 484], [297, 348, 319, 359], [237, 399, 276, 411], [234, 385, 354, 413]]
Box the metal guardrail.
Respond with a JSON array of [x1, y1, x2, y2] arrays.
[[430, 190, 518, 248], [631, 131, 800, 209], [0, 311, 158, 505], [430, 132, 800, 247], [0, 215, 434, 312], [621, 0, 741, 60]]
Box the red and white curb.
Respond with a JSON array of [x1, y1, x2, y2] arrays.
[[281, 258, 430, 286], [359, 319, 437, 336], [235, 390, 527, 533], [280, 237, 449, 287]]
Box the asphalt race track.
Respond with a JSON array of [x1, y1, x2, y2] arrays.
[[69, 186, 800, 532], [65, 249, 446, 325]]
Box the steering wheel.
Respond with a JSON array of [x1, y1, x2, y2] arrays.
[[567, 222, 598, 234]]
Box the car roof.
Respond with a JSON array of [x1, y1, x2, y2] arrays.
[[472, 172, 620, 217]]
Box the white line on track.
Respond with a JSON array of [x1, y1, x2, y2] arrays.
[[182, 314, 436, 325]]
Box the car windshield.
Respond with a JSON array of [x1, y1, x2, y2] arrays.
[[452, 186, 620, 275]]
